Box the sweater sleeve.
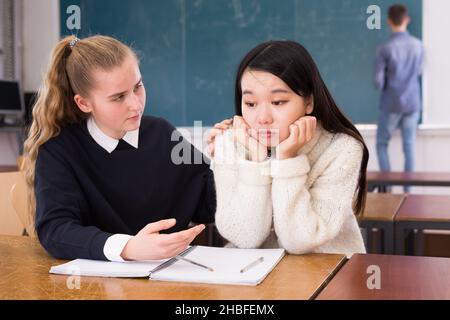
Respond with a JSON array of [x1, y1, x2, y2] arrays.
[[35, 144, 112, 260], [270, 135, 363, 254], [213, 130, 273, 248]]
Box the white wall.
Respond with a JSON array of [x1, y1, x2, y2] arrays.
[[0, 0, 4, 78], [0, 130, 20, 165], [422, 0, 450, 125], [359, 125, 450, 195], [22, 0, 60, 92], [0, 0, 59, 164]]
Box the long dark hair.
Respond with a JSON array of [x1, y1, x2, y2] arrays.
[[234, 40, 369, 216]]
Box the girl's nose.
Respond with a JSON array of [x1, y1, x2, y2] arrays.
[[257, 105, 273, 125], [128, 93, 141, 111]]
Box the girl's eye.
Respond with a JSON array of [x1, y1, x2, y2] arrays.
[[134, 82, 144, 91], [272, 100, 287, 106], [114, 95, 125, 102], [245, 102, 256, 108]]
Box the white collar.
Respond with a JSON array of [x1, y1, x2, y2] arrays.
[[87, 117, 139, 153]]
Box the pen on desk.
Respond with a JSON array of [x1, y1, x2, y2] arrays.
[[175, 255, 214, 272], [240, 256, 264, 273]]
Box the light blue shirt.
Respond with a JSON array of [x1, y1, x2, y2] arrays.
[[374, 31, 423, 113]]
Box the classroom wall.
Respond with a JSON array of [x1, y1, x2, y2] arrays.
[[1, 0, 450, 198], [0, 0, 60, 165], [360, 125, 450, 195], [422, 0, 450, 125], [0, 0, 4, 78], [23, 0, 60, 92], [58, 0, 421, 126]]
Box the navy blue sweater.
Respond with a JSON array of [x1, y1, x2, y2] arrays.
[[35, 116, 216, 260]]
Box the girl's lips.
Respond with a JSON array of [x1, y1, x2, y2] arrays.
[[128, 110, 143, 120], [258, 130, 275, 139]]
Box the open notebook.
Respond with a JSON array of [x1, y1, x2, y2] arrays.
[[49, 246, 285, 286]]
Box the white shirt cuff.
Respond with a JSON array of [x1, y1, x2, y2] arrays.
[[103, 234, 133, 262]]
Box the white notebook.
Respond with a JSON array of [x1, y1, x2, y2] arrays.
[[49, 246, 285, 286]]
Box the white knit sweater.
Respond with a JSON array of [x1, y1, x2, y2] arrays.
[[212, 123, 366, 258]]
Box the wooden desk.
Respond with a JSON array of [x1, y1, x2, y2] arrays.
[[367, 171, 450, 192], [0, 235, 346, 300], [359, 193, 406, 254], [395, 195, 450, 255], [316, 253, 450, 300]]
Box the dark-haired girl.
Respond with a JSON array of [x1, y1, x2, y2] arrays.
[[208, 40, 368, 257]]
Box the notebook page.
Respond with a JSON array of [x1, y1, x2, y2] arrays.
[[151, 246, 285, 286]]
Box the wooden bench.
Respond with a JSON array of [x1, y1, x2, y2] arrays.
[[359, 193, 406, 254], [395, 194, 450, 255], [367, 171, 450, 192]]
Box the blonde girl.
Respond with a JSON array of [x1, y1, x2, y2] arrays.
[[24, 35, 215, 261]]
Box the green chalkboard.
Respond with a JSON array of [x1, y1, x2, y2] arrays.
[[60, 0, 421, 126]]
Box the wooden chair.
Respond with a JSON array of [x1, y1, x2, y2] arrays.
[[0, 171, 25, 235], [16, 155, 25, 171], [10, 171, 35, 237]]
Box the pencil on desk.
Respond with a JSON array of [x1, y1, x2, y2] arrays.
[[240, 256, 264, 273], [175, 255, 214, 272]]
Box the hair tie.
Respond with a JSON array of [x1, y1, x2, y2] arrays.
[[69, 37, 80, 50]]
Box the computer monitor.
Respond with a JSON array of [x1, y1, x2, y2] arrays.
[[0, 79, 25, 119]]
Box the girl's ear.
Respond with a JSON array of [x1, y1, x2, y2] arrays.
[[74, 94, 92, 114], [305, 95, 314, 115]]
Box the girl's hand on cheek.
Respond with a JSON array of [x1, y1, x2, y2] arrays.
[[276, 116, 317, 160], [206, 118, 233, 157], [233, 116, 267, 162]]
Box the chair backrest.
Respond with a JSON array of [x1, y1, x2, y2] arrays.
[[0, 171, 26, 235], [16, 155, 25, 171], [10, 171, 35, 237]]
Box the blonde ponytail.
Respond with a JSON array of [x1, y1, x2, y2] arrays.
[[23, 35, 137, 222]]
